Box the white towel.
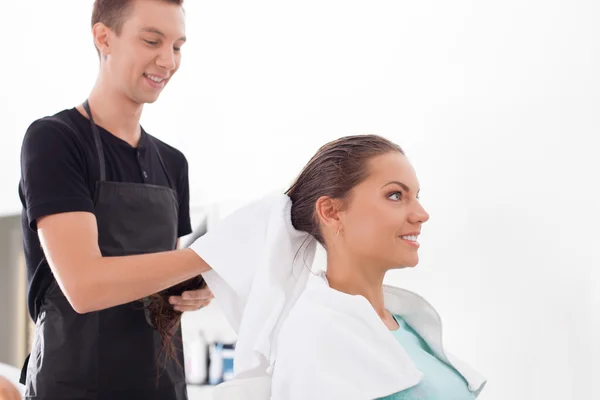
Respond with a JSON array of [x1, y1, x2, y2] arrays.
[[189, 193, 316, 378]]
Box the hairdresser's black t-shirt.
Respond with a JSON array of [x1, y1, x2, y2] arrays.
[[18, 107, 193, 320]]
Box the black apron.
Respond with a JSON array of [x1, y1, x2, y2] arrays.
[[20, 100, 188, 400]]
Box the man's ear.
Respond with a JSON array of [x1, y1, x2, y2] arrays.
[[92, 22, 112, 59]]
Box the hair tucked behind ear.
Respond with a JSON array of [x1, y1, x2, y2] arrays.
[[286, 134, 404, 246]]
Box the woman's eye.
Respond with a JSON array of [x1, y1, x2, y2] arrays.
[[144, 40, 158, 46], [388, 192, 403, 201]]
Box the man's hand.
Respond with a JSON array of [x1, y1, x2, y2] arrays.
[[169, 286, 214, 312]]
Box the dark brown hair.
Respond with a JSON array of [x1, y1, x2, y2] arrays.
[[143, 276, 204, 370], [286, 134, 404, 245], [92, 0, 184, 35]]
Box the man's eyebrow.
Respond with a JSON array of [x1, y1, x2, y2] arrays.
[[141, 27, 186, 41]]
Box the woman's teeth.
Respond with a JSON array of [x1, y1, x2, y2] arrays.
[[401, 235, 418, 241]]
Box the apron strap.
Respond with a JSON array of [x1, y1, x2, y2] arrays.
[[83, 100, 174, 190], [82, 100, 107, 182], [148, 136, 176, 190], [19, 353, 30, 385]]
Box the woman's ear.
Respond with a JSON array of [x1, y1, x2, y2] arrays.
[[314, 196, 344, 231]]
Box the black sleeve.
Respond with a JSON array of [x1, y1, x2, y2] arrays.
[[20, 119, 94, 231], [177, 156, 192, 238]]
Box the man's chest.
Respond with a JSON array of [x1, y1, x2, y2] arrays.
[[84, 141, 171, 189]]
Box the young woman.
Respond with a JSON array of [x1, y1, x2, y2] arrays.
[[189, 134, 487, 399]]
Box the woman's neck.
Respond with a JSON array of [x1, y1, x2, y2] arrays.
[[325, 254, 390, 322]]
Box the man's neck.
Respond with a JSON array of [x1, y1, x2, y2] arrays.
[[78, 79, 144, 147]]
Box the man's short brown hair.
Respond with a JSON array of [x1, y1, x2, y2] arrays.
[[91, 0, 184, 34]]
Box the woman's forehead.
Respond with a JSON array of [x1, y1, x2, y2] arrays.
[[363, 152, 419, 189]]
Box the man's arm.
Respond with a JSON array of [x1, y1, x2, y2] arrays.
[[20, 120, 210, 314], [37, 211, 209, 314]]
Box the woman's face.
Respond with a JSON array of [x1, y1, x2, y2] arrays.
[[339, 152, 430, 270]]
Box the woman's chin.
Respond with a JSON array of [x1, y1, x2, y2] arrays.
[[392, 257, 419, 269]]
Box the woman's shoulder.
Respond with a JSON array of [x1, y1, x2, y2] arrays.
[[278, 273, 386, 345], [272, 276, 426, 400]]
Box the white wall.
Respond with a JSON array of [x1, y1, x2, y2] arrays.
[[1, 1, 598, 398]]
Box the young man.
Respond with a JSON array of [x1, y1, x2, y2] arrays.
[[18, 1, 212, 399]]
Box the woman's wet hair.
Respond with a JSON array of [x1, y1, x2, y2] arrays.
[[286, 134, 404, 246], [144, 276, 204, 374]]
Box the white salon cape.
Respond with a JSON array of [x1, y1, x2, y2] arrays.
[[190, 193, 487, 400]]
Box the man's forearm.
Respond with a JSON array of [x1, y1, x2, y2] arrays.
[[69, 248, 209, 313]]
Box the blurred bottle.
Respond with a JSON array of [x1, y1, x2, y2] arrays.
[[221, 344, 235, 382], [208, 343, 224, 386], [185, 331, 208, 385]]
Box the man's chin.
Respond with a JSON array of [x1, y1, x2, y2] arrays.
[[131, 91, 162, 105], [141, 95, 160, 105]]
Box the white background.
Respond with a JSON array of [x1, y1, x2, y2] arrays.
[[1, 1, 599, 398]]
